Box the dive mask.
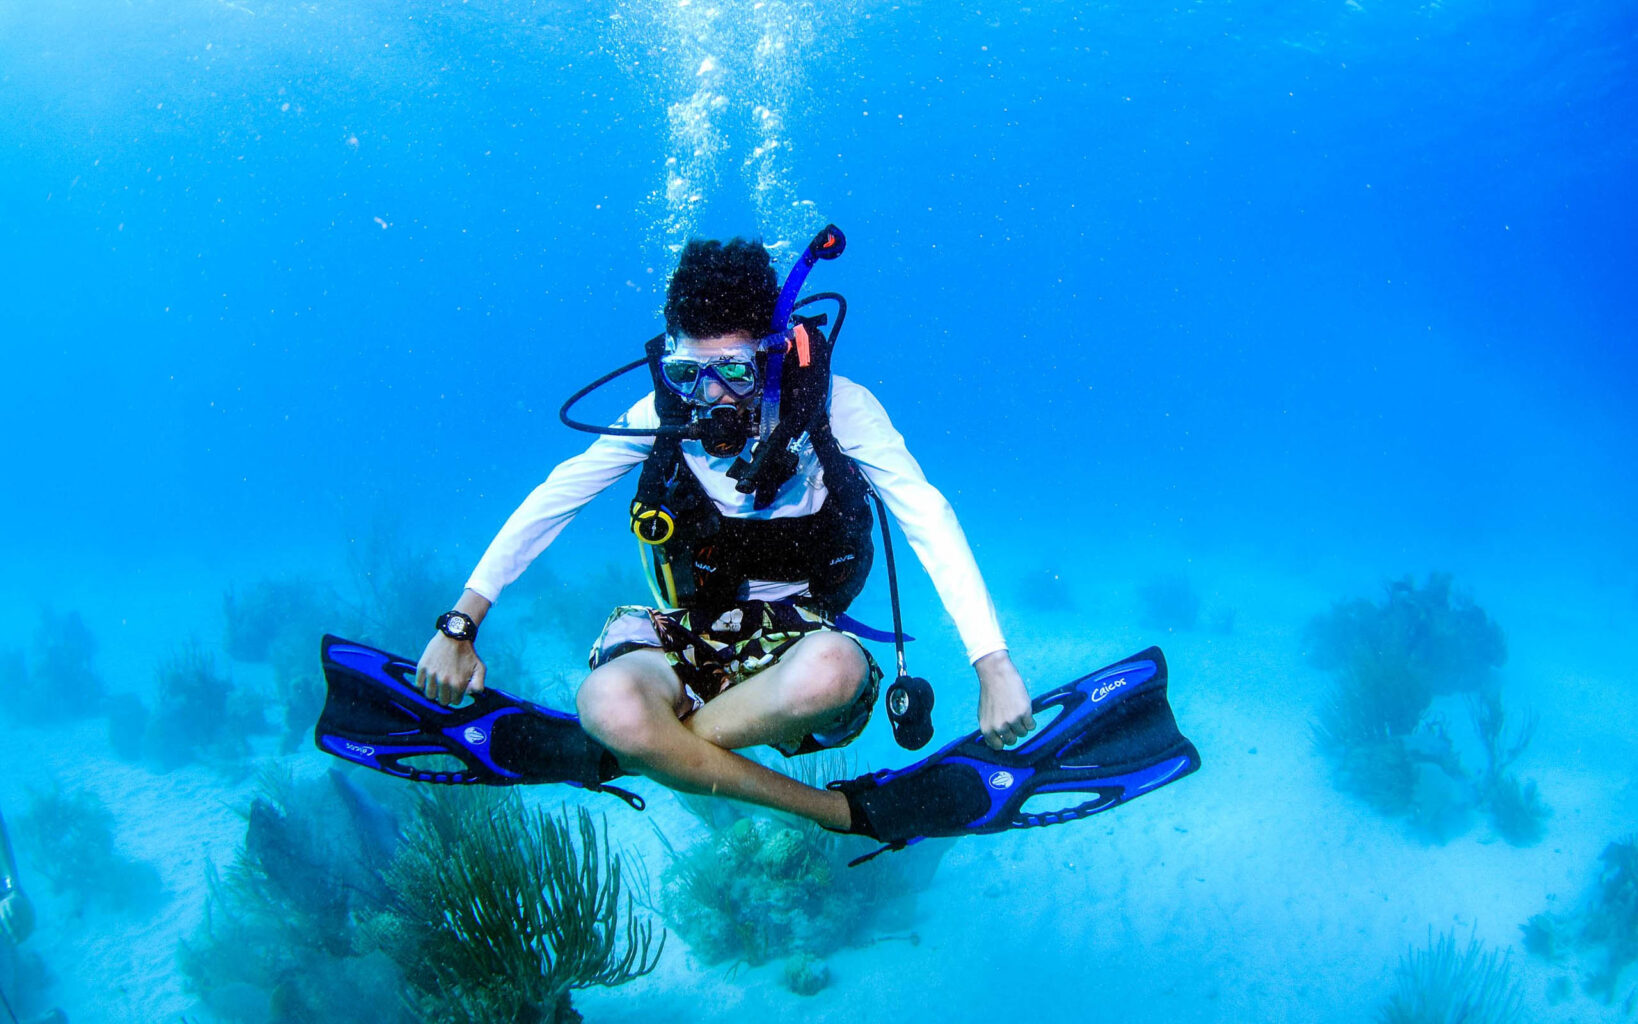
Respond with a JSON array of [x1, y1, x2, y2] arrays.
[[659, 351, 760, 403], [659, 332, 785, 406]]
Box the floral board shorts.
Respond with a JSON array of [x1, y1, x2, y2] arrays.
[[588, 600, 883, 757]]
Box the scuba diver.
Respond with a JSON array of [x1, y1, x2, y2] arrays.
[[318, 226, 1199, 857], [0, 809, 65, 1024], [0, 814, 32, 952], [416, 231, 1035, 834]]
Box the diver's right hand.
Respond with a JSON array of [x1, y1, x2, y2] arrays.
[[417, 633, 486, 706]]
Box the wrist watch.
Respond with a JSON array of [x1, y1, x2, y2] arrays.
[[436, 610, 478, 644]]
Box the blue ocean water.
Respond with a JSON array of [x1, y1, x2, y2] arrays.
[[0, 1, 1634, 1022]]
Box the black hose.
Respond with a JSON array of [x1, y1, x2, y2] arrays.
[[559, 293, 845, 438], [868, 490, 909, 678], [558, 353, 682, 437]]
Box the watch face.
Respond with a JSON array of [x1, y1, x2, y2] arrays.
[[441, 613, 471, 639]]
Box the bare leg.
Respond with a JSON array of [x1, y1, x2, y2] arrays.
[[576, 632, 869, 830]]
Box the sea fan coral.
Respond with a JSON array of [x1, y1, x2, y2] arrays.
[[1379, 929, 1524, 1024], [222, 577, 335, 664], [143, 641, 272, 770], [375, 792, 662, 1024], [19, 609, 104, 721], [1307, 573, 1505, 697], [1307, 575, 1543, 844], [18, 785, 161, 913]]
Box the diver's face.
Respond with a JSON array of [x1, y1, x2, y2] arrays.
[[668, 332, 760, 408]]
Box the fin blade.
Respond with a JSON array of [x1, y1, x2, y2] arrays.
[[315, 635, 632, 802], [839, 647, 1200, 849]]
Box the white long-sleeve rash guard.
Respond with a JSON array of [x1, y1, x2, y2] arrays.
[[465, 376, 1008, 664]]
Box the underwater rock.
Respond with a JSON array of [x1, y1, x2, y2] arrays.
[[181, 773, 429, 1024], [755, 827, 811, 878], [782, 953, 831, 995], [1522, 913, 1567, 961], [660, 813, 939, 967]]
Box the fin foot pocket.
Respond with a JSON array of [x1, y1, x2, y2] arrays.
[[828, 646, 1201, 856]]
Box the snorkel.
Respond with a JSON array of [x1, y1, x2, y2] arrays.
[[559, 224, 849, 493], [729, 225, 846, 504], [759, 223, 845, 439]]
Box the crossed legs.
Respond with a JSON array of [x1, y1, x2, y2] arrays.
[[575, 631, 865, 830]]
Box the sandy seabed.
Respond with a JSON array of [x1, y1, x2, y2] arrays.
[[2, 557, 1633, 1024]]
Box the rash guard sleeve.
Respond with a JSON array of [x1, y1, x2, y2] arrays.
[[464, 395, 659, 603], [828, 377, 1009, 664]]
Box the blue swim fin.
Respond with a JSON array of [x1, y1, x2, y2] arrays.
[[830, 646, 1200, 862], [315, 635, 642, 809]]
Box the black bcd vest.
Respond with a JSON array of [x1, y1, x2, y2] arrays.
[[632, 329, 874, 617]]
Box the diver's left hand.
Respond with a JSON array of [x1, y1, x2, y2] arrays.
[[975, 650, 1034, 750], [0, 885, 36, 945]]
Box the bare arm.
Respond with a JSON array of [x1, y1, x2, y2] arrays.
[[829, 379, 1035, 746], [828, 378, 1008, 662]]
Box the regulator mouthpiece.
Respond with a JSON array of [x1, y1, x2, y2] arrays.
[[696, 404, 753, 458]]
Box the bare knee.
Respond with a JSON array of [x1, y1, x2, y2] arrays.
[[781, 632, 868, 719], [577, 663, 666, 756]]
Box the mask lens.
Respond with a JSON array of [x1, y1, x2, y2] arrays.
[[662, 360, 701, 387], [661, 352, 759, 402]]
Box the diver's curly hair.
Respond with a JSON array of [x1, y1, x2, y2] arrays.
[[664, 238, 778, 339]]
